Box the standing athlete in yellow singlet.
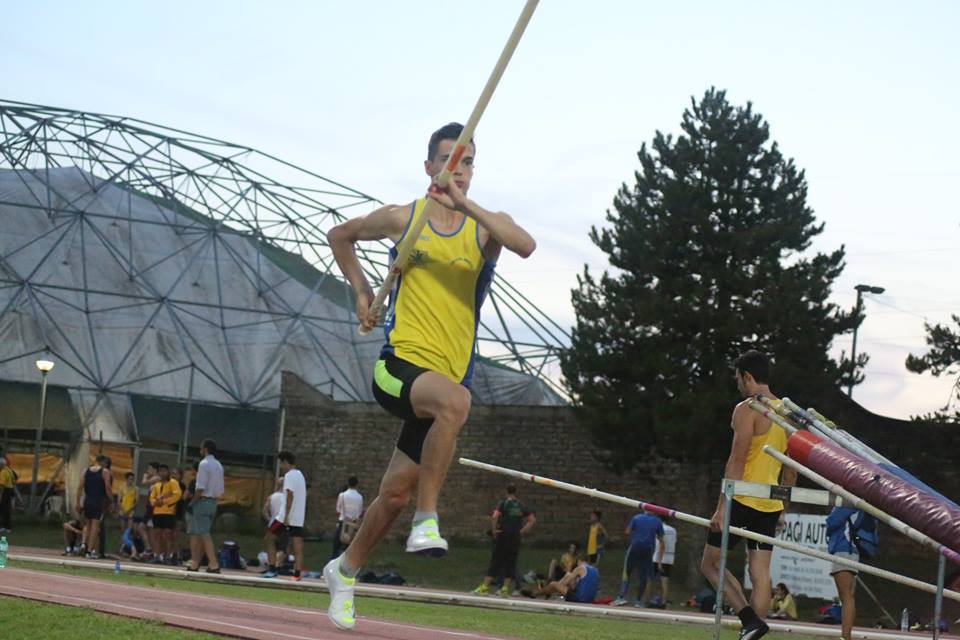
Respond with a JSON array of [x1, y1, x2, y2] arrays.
[[323, 123, 536, 630], [699, 350, 797, 640]]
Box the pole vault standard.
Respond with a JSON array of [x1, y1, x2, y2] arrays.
[[359, 0, 540, 335], [457, 458, 960, 603]]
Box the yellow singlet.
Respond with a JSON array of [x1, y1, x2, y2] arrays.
[[382, 198, 495, 385], [733, 399, 788, 513]]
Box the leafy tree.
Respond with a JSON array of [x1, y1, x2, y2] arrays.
[[906, 317, 960, 422], [561, 88, 862, 469]]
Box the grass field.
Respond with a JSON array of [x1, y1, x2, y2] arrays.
[[5, 559, 830, 640]]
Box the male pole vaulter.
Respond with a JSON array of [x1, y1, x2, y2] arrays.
[[323, 123, 536, 629]]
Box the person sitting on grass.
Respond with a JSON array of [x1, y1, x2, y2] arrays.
[[548, 541, 581, 582], [119, 516, 146, 559], [523, 558, 600, 604], [62, 518, 84, 555], [769, 582, 797, 620]]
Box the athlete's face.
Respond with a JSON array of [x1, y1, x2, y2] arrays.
[[425, 139, 475, 194]]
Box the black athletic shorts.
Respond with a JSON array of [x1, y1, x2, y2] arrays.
[[82, 500, 104, 521], [657, 563, 672, 577], [706, 500, 781, 551], [371, 354, 435, 464], [153, 514, 176, 530]]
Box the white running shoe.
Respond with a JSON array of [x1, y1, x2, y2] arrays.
[[323, 556, 357, 630], [405, 518, 448, 556]]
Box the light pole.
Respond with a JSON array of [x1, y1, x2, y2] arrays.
[[29, 357, 55, 512], [848, 284, 885, 398]]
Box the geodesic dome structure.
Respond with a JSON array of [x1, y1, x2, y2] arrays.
[[0, 99, 566, 441]]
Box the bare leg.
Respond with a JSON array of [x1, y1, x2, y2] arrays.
[[661, 574, 670, 603], [746, 548, 773, 617], [292, 536, 304, 573], [409, 374, 471, 514], [264, 531, 277, 567], [87, 520, 101, 554], [700, 544, 749, 612], [343, 450, 419, 571], [834, 571, 856, 640], [189, 534, 202, 569], [202, 533, 218, 570]]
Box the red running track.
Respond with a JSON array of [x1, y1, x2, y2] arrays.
[[0, 567, 518, 640]]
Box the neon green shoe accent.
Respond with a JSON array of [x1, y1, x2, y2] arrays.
[[472, 583, 489, 594], [374, 360, 403, 398], [338, 570, 356, 585], [342, 600, 355, 622], [497, 585, 510, 596]]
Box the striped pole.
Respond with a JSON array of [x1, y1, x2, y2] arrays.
[[359, 0, 540, 335], [458, 458, 960, 602], [763, 445, 960, 566]]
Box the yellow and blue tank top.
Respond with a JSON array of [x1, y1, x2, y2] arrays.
[[734, 399, 788, 513], [381, 198, 495, 386]]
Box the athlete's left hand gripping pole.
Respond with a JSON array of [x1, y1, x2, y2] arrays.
[[358, 0, 540, 336]]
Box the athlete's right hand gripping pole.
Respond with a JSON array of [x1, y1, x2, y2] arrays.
[[358, 0, 540, 336]]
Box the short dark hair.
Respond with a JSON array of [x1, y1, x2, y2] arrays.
[[569, 540, 581, 551], [427, 122, 474, 162], [278, 451, 296, 465], [776, 582, 790, 595], [506, 484, 516, 495], [148, 461, 160, 470], [592, 508, 602, 519], [201, 439, 217, 455], [347, 476, 358, 488], [735, 350, 771, 384], [157, 464, 169, 472], [125, 472, 134, 480]]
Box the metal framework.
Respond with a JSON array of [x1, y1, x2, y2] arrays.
[[0, 99, 567, 411]]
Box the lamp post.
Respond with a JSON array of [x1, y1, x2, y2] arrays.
[[29, 357, 55, 512], [848, 285, 885, 398]]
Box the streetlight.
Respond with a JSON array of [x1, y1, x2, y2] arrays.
[[848, 285, 885, 398], [29, 357, 55, 512]]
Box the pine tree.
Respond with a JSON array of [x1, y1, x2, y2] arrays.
[[906, 317, 960, 422], [561, 88, 862, 468]]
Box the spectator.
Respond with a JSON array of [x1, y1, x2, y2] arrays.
[[187, 439, 224, 574], [171, 467, 187, 564], [472, 484, 536, 597], [645, 518, 677, 607], [548, 541, 581, 583], [182, 462, 198, 538], [827, 507, 877, 640], [270, 451, 306, 581], [140, 462, 161, 558], [332, 476, 364, 560], [0, 457, 15, 534], [75, 454, 110, 559], [261, 478, 288, 577], [524, 558, 599, 603], [99, 455, 114, 556], [585, 508, 607, 564], [149, 464, 181, 565], [769, 582, 798, 620], [614, 510, 664, 606], [62, 517, 83, 555], [117, 472, 137, 537]]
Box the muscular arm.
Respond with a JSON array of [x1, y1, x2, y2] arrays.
[[710, 403, 753, 528], [519, 513, 536, 536], [327, 204, 410, 328]]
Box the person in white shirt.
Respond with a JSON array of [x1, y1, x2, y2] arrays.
[[187, 439, 225, 573], [331, 476, 364, 559], [274, 451, 307, 580], [261, 478, 287, 576], [644, 520, 678, 607]]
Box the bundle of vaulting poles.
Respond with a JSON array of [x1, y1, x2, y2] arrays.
[[459, 395, 960, 627]]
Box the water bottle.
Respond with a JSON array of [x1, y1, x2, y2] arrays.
[[900, 607, 909, 631], [0, 536, 8, 569], [114, 560, 121, 574]]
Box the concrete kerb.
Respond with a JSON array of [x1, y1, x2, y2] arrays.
[[8, 553, 954, 640]]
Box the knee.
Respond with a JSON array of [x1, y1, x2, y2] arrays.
[[437, 387, 471, 425], [381, 487, 412, 513], [700, 554, 717, 576]]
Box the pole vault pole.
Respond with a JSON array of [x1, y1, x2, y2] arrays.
[[359, 0, 540, 335], [458, 458, 960, 602]]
